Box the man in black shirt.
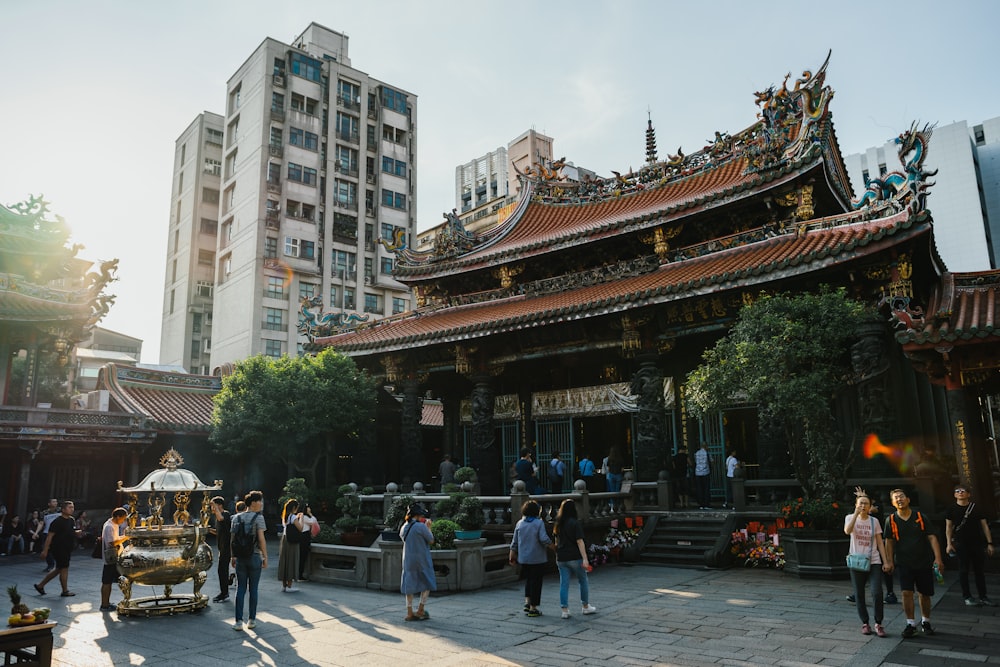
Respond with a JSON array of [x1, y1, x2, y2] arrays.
[[945, 486, 996, 607], [35, 500, 82, 597], [211, 496, 232, 603]]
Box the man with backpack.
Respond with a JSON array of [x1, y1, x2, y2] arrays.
[[549, 453, 565, 493], [230, 490, 267, 632], [883, 488, 945, 638]]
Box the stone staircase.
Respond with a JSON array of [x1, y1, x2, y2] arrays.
[[639, 511, 733, 568]]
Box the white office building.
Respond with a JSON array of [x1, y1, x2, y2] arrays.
[[844, 117, 1000, 272], [161, 23, 417, 370]]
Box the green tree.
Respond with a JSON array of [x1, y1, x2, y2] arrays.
[[686, 287, 869, 500], [210, 349, 377, 484]]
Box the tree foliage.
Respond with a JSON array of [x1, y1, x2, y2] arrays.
[[686, 287, 869, 499], [209, 349, 376, 477]]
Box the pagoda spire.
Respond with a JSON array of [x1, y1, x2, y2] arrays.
[[645, 109, 658, 164]]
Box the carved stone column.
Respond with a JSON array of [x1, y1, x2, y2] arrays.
[[399, 379, 424, 485], [469, 377, 499, 493], [630, 359, 667, 482]]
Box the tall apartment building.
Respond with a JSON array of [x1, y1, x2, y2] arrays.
[[844, 117, 1000, 272], [161, 112, 224, 373], [507, 129, 553, 197], [456, 147, 508, 213], [162, 23, 417, 370]]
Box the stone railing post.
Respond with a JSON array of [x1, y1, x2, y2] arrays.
[[573, 479, 591, 520], [732, 477, 746, 512], [510, 481, 529, 523], [455, 537, 486, 590], [378, 539, 403, 592]]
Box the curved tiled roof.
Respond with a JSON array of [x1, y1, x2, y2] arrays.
[[321, 209, 922, 355], [99, 364, 221, 432], [896, 271, 1000, 346], [398, 154, 817, 281]]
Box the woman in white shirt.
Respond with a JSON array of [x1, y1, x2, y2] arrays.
[[844, 490, 890, 638]]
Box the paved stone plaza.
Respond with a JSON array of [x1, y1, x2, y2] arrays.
[[1, 551, 998, 666]]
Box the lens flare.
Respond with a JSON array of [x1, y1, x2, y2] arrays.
[[862, 433, 917, 474]]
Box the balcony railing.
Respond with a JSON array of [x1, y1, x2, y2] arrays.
[[336, 96, 360, 112], [333, 199, 358, 212], [334, 163, 359, 178], [335, 130, 360, 145]]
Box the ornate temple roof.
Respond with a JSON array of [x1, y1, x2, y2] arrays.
[[895, 271, 1000, 347], [319, 208, 926, 355], [98, 364, 222, 433]]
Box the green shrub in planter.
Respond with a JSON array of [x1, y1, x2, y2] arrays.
[[454, 496, 484, 531], [430, 519, 460, 550], [433, 492, 467, 520], [454, 467, 477, 484], [279, 477, 310, 508], [313, 523, 338, 544], [384, 494, 415, 532]]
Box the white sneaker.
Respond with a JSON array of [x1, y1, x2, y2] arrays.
[[561, 609, 571, 619], [285, 587, 299, 593], [582, 604, 597, 615], [247, 619, 257, 630], [233, 622, 243, 631]]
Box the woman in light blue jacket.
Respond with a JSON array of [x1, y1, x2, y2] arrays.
[[509, 500, 551, 617]]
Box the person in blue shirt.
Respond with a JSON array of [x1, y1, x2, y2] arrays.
[[509, 500, 552, 617]]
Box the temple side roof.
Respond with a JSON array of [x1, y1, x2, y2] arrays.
[[319, 208, 924, 355], [895, 271, 1000, 346], [98, 364, 221, 433]]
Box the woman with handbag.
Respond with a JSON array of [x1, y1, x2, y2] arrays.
[[298, 505, 319, 580], [277, 499, 304, 592], [845, 489, 890, 637]]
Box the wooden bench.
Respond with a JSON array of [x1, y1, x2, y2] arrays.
[[0, 622, 54, 667]]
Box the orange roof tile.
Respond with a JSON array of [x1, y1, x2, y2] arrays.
[[897, 271, 1000, 346], [321, 210, 921, 355], [99, 364, 220, 432]]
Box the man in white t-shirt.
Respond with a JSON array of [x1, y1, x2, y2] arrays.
[[725, 451, 740, 509]]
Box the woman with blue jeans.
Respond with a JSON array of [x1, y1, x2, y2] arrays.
[[554, 499, 597, 619], [231, 491, 268, 632], [844, 491, 889, 637]]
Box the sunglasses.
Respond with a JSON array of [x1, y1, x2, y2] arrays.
[[954, 488, 968, 493]]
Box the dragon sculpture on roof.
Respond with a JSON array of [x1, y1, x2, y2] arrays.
[[297, 295, 370, 341], [851, 122, 937, 215]]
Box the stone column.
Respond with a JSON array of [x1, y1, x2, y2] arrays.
[[378, 540, 403, 592], [455, 537, 486, 590], [469, 377, 499, 493], [630, 359, 666, 481], [399, 379, 423, 486], [946, 385, 996, 516]]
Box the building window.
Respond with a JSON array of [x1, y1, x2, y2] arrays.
[[335, 180, 357, 206], [264, 237, 278, 258], [273, 57, 285, 77], [284, 236, 300, 257], [336, 146, 358, 175], [204, 158, 221, 176], [263, 307, 284, 330], [202, 188, 219, 204], [200, 218, 217, 235], [289, 127, 303, 146], [344, 287, 355, 309], [299, 283, 316, 300], [337, 79, 360, 107], [195, 281, 213, 298], [380, 257, 394, 274], [198, 250, 214, 265], [290, 93, 318, 115], [302, 166, 317, 186], [290, 53, 322, 83], [271, 92, 284, 112], [382, 125, 405, 144], [381, 189, 406, 210], [332, 250, 356, 278], [329, 286, 338, 307], [381, 157, 406, 177], [264, 339, 284, 358], [288, 162, 303, 182], [364, 293, 383, 314], [301, 240, 315, 259], [336, 113, 359, 142], [381, 86, 408, 113], [265, 276, 283, 298], [192, 312, 202, 334], [392, 297, 406, 314], [205, 128, 223, 146]]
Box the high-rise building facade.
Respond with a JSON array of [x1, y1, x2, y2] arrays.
[[456, 147, 508, 213], [161, 112, 223, 373], [844, 117, 1000, 272], [162, 23, 417, 370]]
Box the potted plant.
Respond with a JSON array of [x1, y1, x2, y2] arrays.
[[454, 466, 478, 492], [334, 484, 375, 546], [686, 288, 869, 578], [430, 518, 460, 550], [381, 494, 414, 541], [453, 496, 485, 539]]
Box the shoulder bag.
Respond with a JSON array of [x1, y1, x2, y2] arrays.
[[846, 517, 875, 572]]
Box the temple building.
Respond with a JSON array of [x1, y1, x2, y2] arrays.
[[308, 55, 1000, 513]]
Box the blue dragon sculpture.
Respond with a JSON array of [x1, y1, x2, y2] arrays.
[[851, 121, 937, 212], [297, 295, 370, 340]]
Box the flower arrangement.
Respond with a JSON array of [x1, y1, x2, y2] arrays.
[[730, 522, 784, 569], [778, 497, 842, 531], [587, 543, 611, 566], [604, 526, 639, 550], [587, 519, 643, 567]]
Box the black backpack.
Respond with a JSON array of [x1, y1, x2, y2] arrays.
[[231, 512, 259, 558]]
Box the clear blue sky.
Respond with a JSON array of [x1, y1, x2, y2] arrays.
[[3, 0, 999, 363]]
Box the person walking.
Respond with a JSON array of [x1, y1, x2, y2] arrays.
[[554, 499, 597, 619], [509, 500, 551, 617], [549, 453, 566, 493], [98, 508, 129, 611], [724, 451, 740, 509], [231, 491, 267, 631], [210, 496, 231, 603], [694, 443, 712, 509], [39, 498, 59, 572], [438, 454, 457, 490], [578, 454, 596, 492], [845, 490, 889, 637], [35, 500, 82, 597], [400, 502, 435, 621], [945, 485, 996, 607], [671, 446, 691, 508], [26, 511, 41, 554], [298, 505, 318, 580], [883, 488, 945, 638], [278, 498, 303, 593]]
